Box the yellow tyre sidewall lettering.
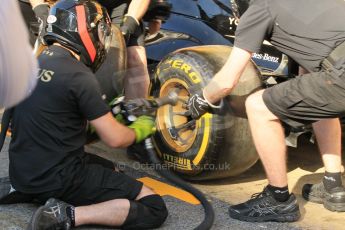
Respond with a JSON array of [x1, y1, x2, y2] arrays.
[[156, 113, 211, 171], [153, 56, 212, 171], [160, 59, 202, 84]]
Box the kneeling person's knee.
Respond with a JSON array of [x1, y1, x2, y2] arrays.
[[122, 194, 168, 229]]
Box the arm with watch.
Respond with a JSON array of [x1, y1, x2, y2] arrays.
[[187, 47, 253, 119]]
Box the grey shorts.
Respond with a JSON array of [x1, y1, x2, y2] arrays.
[[263, 62, 345, 128]]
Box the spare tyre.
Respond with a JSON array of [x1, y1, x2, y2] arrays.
[[150, 45, 262, 180]]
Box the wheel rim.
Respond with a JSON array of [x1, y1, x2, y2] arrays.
[[156, 78, 197, 153]]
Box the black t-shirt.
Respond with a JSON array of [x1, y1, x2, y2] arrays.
[[234, 0, 345, 72], [9, 46, 110, 193]]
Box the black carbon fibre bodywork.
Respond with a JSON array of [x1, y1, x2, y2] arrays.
[[145, 0, 294, 79]]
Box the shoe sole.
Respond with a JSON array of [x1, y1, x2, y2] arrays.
[[27, 206, 45, 230], [324, 200, 345, 212], [229, 211, 301, 222], [302, 190, 345, 212]]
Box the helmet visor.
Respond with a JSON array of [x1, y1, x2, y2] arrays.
[[48, 5, 111, 47], [47, 7, 78, 32]]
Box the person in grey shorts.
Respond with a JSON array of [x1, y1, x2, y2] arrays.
[[186, 0, 345, 222]]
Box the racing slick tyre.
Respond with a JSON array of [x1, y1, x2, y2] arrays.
[[94, 24, 126, 102], [150, 45, 262, 180]]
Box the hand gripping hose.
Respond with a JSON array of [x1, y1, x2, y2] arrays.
[[144, 138, 214, 230]]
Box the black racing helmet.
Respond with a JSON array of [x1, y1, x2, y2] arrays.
[[44, 0, 112, 72]]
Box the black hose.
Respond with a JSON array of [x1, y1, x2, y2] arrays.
[[144, 138, 214, 230]]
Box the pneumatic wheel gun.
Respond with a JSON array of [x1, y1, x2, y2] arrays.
[[110, 89, 179, 124]]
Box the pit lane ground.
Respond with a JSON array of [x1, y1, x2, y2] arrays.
[[1, 124, 344, 229]]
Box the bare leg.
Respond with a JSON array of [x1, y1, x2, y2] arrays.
[[74, 199, 130, 226], [312, 118, 342, 173], [245, 89, 288, 187], [74, 185, 155, 227], [124, 46, 150, 99]]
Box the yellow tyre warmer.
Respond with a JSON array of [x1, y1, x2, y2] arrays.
[[150, 45, 262, 180]]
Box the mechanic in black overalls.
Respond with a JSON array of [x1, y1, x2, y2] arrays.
[[6, 1, 167, 229], [187, 0, 345, 222], [30, 0, 169, 159]]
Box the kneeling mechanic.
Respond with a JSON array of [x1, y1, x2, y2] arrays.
[[7, 1, 167, 229]]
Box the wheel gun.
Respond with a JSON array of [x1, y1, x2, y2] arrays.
[[110, 89, 179, 123]]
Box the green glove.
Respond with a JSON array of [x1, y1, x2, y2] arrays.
[[128, 115, 155, 143]]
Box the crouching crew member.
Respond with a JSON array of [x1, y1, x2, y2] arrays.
[[9, 1, 167, 229]]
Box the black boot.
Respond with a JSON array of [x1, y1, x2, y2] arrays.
[[302, 182, 345, 212], [228, 187, 300, 222]]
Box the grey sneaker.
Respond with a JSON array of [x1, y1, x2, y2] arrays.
[[27, 198, 73, 230], [229, 187, 300, 222], [302, 182, 345, 212]]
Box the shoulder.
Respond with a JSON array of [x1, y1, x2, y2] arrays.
[[67, 70, 100, 95], [39, 48, 94, 81]]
